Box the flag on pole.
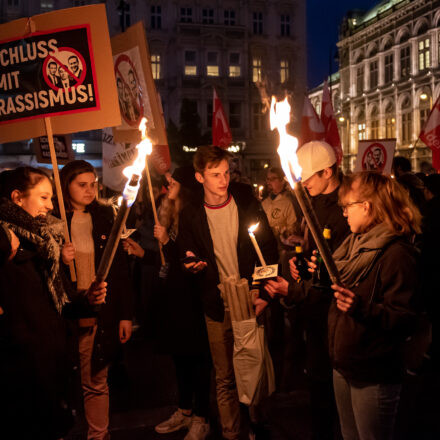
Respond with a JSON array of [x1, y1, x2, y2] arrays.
[[300, 95, 325, 146], [212, 88, 232, 148], [321, 81, 343, 164], [419, 95, 440, 171]]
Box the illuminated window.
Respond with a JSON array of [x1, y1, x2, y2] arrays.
[[281, 14, 290, 37], [202, 9, 214, 24], [151, 54, 161, 79], [420, 95, 431, 130], [151, 5, 162, 29], [400, 46, 411, 78], [224, 9, 236, 25], [253, 12, 263, 35], [385, 103, 395, 138], [40, 1, 53, 11], [280, 60, 289, 83], [384, 54, 393, 83], [229, 53, 241, 77], [180, 7, 193, 23], [252, 57, 262, 82], [418, 38, 430, 71], [207, 52, 219, 77], [358, 122, 366, 140], [184, 50, 197, 76]]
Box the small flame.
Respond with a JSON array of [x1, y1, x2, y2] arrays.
[[121, 117, 152, 206], [117, 196, 123, 207], [270, 97, 302, 188], [258, 185, 264, 191], [248, 223, 259, 234]]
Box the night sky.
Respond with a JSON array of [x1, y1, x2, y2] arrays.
[[307, 0, 379, 89]]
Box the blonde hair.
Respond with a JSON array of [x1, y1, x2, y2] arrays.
[[339, 171, 422, 236]]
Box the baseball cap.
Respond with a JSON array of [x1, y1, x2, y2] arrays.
[[297, 141, 336, 182]]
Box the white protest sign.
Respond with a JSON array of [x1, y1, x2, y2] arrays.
[[354, 139, 396, 175]]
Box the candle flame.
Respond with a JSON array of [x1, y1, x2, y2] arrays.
[[270, 96, 302, 188], [121, 117, 152, 206], [248, 223, 259, 234]]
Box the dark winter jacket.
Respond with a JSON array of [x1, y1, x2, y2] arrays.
[[178, 182, 279, 322], [328, 238, 420, 384], [65, 201, 133, 373]]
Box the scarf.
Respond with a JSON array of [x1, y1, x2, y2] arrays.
[[0, 198, 69, 313], [333, 223, 397, 288]]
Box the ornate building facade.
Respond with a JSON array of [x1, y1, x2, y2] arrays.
[[309, 0, 440, 172]]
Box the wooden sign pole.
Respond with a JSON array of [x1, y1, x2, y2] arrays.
[[44, 117, 77, 282]]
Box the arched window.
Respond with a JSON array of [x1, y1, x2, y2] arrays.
[[401, 97, 412, 144], [357, 109, 366, 141], [419, 92, 431, 129], [370, 107, 379, 139], [385, 102, 395, 138]]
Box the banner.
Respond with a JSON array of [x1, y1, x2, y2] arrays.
[[102, 128, 137, 192], [212, 88, 232, 148], [0, 5, 120, 143], [111, 22, 169, 173], [419, 95, 440, 171], [354, 139, 396, 175], [33, 134, 73, 164], [300, 95, 324, 146]]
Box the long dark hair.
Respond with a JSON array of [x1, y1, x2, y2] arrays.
[[0, 166, 50, 199], [158, 185, 193, 234], [59, 160, 97, 211]]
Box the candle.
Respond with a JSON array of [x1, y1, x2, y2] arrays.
[[248, 223, 267, 267]]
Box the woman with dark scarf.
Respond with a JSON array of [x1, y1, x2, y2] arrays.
[[0, 166, 106, 440], [305, 172, 422, 440]]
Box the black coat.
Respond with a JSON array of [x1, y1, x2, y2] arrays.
[[328, 238, 420, 384], [178, 182, 279, 322], [65, 202, 133, 373]]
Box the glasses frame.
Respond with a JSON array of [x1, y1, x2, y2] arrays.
[[340, 201, 365, 213]]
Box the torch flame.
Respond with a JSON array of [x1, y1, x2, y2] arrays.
[[270, 97, 302, 188], [121, 117, 152, 206], [248, 223, 259, 234]]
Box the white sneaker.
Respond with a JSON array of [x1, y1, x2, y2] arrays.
[[155, 409, 192, 434], [184, 416, 210, 440]]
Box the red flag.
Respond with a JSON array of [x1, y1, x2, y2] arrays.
[[300, 96, 325, 146], [321, 81, 343, 164], [212, 88, 232, 148], [419, 95, 440, 171]]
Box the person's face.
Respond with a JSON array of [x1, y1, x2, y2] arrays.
[[340, 189, 372, 233], [167, 177, 181, 201], [69, 57, 79, 73], [68, 172, 97, 210], [13, 178, 53, 217], [59, 66, 68, 80], [302, 171, 329, 197], [373, 149, 382, 163], [129, 73, 137, 92], [196, 159, 230, 201], [49, 63, 57, 75], [266, 172, 284, 195]]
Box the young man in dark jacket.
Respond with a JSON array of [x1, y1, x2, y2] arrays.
[[264, 141, 350, 440], [178, 146, 278, 440]]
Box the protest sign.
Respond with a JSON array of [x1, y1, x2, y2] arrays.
[[0, 4, 120, 143], [111, 21, 170, 174], [34, 134, 74, 164], [354, 139, 396, 175]]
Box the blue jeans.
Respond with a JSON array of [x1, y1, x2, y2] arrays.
[[333, 369, 401, 440]]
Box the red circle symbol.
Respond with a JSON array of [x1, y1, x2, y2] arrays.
[[361, 142, 387, 172]]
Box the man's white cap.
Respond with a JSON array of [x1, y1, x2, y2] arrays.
[[297, 141, 337, 182]]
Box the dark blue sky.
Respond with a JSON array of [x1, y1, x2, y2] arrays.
[[307, 0, 379, 89]]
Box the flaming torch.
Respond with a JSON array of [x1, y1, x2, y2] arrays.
[[96, 118, 152, 283], [270, 97, 341, 285]]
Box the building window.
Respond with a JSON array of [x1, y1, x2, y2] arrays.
[[229, 102, 241, 129], [40, 1, 54, 11], [253, 12, 263, 35], [281, 14, 290, 37], [384, 54, 393, 84], [224, 9, 236, 25], [206, 52, 219, 77], [358, 122, 366, 140], [370, 108, 379, 139], [401, 97, 412, 144], [369, 61, 378, 89], [151, 54, 161, 79], [252, 57, 262, 82], [400, 46, 411, 78], [253, 103, 265, 131], [418, 38, 430, 71], [73, 0, 87, 6], [356, 66, 364, 95], [385, 103, 395, 138], [202, 8, 214, 24], [151, 5, 162, 29], [280, 60, 289, 83], [180, 7, 193, 23], [184, 50, 197, 76], [229, 53, 241, 77], [420, 96, 431, 130], [207, 103, 213, 128]]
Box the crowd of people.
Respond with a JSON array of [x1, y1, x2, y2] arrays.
[[0, 141, 439, 440]]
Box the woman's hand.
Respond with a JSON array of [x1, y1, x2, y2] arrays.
[[122, 237, 145, 258], [307, 250, 318, 273], [154, 224, 169, 245], [265, 276, 289, 297], [8, 229, 20, 261], [61, 242, 75, 265], [86, 280, 107, 305], [119, 320, 132, 344], [332, 284, 357, 313]]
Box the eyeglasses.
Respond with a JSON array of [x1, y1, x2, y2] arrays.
[[340, 201, 364, 213]]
